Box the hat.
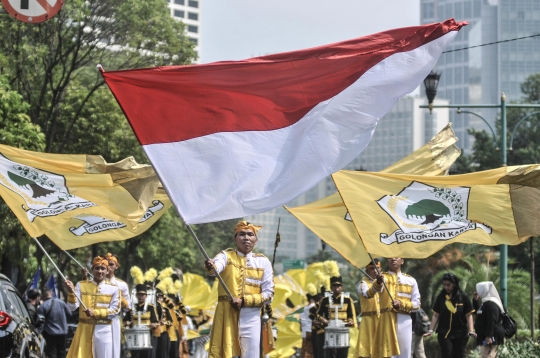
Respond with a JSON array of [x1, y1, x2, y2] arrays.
[[306, 293, 315, 301], [330, 276, 343, 286], [155, 288, 164, 296], [366, 259, 380, 268], [135, 284, 147, 294]]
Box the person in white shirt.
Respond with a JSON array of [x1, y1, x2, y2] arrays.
[[65, 256, 120, 358], [204, 221, 274, 358], [104, 253, 131, 358], [300, 291, 317, 358]]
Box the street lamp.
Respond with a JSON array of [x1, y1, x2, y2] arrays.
[[420, 71, 540, 309], [424, 71, 441, 114]]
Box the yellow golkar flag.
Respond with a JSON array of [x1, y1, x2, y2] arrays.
[[285, 124, 460, 268], [332, 165, 539, 259], [0, 144, 171, 249]]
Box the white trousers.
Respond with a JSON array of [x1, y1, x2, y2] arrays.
[[110, 316, 121, 358], [94, 324, 117, 358], [392, 314, 412, 358], [236, 307, 262, 358]]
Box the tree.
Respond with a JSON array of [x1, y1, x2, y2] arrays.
[[0, 74, 46, 290], [0, 0, 200, 290], [0, 0, 197, 154]]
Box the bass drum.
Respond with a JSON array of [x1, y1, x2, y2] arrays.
[[125, 325, 152, 350], [324, 326, 350, 349]]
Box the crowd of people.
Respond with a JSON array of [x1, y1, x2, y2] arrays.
[[298, 259, 507, 358], [23, 220, 509, 358]]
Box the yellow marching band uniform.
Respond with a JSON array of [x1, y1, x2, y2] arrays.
[[64, 223, 422, 358]]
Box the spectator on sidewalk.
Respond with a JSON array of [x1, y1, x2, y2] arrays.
[[474, 282, 505, 358], [411, 308, 429, 358], [37, 286, 72, 358], [26, 289, 40, 323]]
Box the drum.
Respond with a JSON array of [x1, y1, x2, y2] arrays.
[[125, 325, 152, 350], [324, 326, 350, 349]]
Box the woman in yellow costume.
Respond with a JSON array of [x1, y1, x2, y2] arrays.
[[204, 221, 275, 358], [65, 256, 120, 358]]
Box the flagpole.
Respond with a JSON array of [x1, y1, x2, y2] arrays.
[[179, 218, 234, 300], [144, 157, 234, 300], [32, 238, 88, 310], [63, 250, 94, 280], [367, 253, 395, 303]]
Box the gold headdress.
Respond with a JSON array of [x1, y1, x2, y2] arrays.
[[91, 256, 109, 268], [105, 253, 119, 267], [234, 220, 263, 235]]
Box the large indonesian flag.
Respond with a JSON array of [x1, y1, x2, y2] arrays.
[[103, 19, 466, 224]]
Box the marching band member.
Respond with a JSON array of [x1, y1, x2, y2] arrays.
[[371, 258, 420, 358], [204, 221, 274, 358], [104, 253, 131, 358], [316, 276, 356, 358], [355, 259, 381, 358], [65, 256, 120, 358], [124, 284, 158, 358], [300, 286, 317, 358], [153, 289, 173, 358], [309, 287, 325, 358]]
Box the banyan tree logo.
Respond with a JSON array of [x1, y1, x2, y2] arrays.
[[377, 181, 491, 245], [0, 154, 95, 221]]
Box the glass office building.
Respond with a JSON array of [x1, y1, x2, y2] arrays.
[[421, 0, 540, 152]]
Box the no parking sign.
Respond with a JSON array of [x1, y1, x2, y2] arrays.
[[1, 0, 64, 23]]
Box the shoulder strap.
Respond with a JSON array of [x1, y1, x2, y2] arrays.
[[45, 298, 55, 319]]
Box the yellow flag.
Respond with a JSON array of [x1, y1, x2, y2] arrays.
[[269, 318, 302, 358], [286, 124, 460, 268], [272, 273, 306, 319], [179, 273, 217, 314], [332, 165, 539, 259], [0, 144, 170, 249]]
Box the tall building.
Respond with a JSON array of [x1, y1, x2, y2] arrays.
[[168, 0, 201, 56], [421, 0, 540, 152], [248, 96, 450, 261]]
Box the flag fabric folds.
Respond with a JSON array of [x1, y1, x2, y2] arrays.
[[286, 124, 461, 268], [332, 165, 540, 260], [102, 19, 466, 224], [0, 144, 171, 249]]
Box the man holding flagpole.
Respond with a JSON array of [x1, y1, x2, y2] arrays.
[[371, 258, 420, 358], [65, 256, 120, 358], [204, 221, 274, 358]]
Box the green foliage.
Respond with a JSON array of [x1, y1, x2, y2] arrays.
[[0, 75, 45, 290], [0, 75, 45, 150], [0, 0, 206, 291], [0, 0, 197, 153]]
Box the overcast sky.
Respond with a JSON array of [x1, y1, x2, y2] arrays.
[[200, 0, 421, 64]]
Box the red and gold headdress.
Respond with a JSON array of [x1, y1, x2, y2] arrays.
[[92, 256, 109, 268], [234, 221, 263, 235], [105, 253, 119, 267]]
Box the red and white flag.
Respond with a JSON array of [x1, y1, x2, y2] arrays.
[[103, 19, 466, 224]]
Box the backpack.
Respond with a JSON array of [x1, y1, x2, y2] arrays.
[[500, 306, 517, 338], [413, 308, 430, 336]]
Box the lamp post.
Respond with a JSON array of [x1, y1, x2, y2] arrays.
[[421, 71, 540, 308]]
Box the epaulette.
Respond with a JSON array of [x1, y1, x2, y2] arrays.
[[252, 253, 267, 258], [103, 279, 115, 285], [225, 248, 235, 252], [401, 273, 412, 278]]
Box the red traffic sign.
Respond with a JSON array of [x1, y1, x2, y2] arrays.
[[1, 0, 64, 23]]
